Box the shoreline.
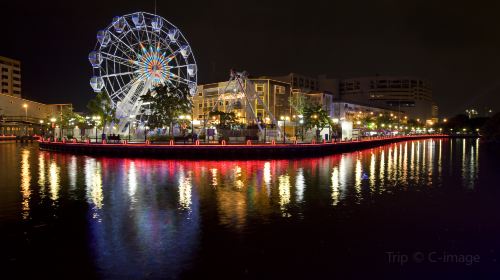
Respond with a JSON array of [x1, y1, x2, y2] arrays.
[[38, 135, 461, 159]]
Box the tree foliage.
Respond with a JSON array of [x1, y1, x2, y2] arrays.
[[481, 113, 500, 142], [140, 83, 192, 134], [302, 104, 332, 132], [209, 110, 239, 130], [87, 90, 118, 130]]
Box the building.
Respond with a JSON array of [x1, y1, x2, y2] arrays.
[[0, 56, 21, 98], [337, 76, 437, 121], [0, 93, 72, 135], [192, 78, 292, 127], [330, 101, 400, 122], [271, 73, 437, 121]]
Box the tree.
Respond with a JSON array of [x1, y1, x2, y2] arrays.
[[140, 83, 192, 137], [289, 93, 307, 116], [303, 103, 332, 140], [209, 111, 239, 130], [87, 90, 118, 133], [481, 113, 500, 142]]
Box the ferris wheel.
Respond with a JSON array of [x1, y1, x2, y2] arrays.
[[88, 12, 197, 132]]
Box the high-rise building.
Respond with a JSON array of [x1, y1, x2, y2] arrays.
[[271, 73, 438, 121], [0, 56, 21, 98], [338, 76, 436, 121]]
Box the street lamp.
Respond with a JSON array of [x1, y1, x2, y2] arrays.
[[92, 116, 100, 143], [50, 117, 56, 139], [280, 115, 289, 144], [23, 104, 28, 120], [22, 104, 28, 135], [128, 115, 135, 141], [39, 120, 44, 136]]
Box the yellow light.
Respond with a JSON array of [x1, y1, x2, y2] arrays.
[[39, 120, 44, 124], [50, 118, 56, 122], [356, 121, 361, 125], [443, 118, 447, 123], [23, 103, 28, 108]]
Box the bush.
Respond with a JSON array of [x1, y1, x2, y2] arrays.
[[149, 135, 173, 142]]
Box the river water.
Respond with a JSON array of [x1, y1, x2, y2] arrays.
[[1, 138, 499, 279]]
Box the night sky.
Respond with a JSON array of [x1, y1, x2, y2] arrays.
[[2, 0, 499, 116]]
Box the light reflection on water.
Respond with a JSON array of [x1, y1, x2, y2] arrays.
[[2, 138, 487, 278]]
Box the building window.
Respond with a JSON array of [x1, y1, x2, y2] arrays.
[[255, 84, 264, 92], [275, 85, 285, 94]]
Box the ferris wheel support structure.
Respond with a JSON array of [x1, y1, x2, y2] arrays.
[[206, 70, 282, 137]]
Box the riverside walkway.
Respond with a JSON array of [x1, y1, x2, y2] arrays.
[[38, 134, 454, 159]]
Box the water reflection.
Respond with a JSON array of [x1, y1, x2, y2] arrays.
[[20, 149, 31, 220], [278, 174, 291, 216], [85, 158, 103, 219], [48, 160, 60, 201], [3, 138, 486, 278], [178, 168, 193, 210]]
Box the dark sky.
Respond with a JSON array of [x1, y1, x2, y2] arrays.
[[2, 0, 500, 116]]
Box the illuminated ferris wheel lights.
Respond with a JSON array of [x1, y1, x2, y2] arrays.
[[97, 30, 111, 47], [90, 76, 105, 92], [88, 51, 103, 68]]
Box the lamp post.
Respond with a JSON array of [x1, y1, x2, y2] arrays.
[[39, 120, 44, 136], [280, 116, 289, 144], [50, 118, 56, 139], [92, 116, 100, 143], [22, 104, 28, 135], [23, 104, 27, 121], [264, 117, 270, 143]]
